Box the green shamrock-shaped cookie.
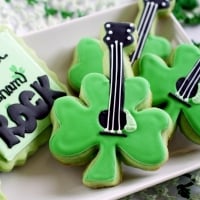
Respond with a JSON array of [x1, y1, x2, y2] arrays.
[[49, 73, 172, 188], [139, 44, 200, 143]]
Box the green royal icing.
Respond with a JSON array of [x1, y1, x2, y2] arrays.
[[68, 37, 103, 92], [139, 44, 200, 143], [142, 35, 171, 60], [49, 73, 171, 187], [0, 27, 65, 162]]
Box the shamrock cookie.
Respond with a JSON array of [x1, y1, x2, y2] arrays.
[[67, 0, 174, 92], [0, 26, 67, 171], [49, 22, 172, 188], [139, 44, 200, 144]]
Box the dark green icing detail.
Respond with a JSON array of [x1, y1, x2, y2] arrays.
[[44, 4, 58, 17], [61, 10, 74, 19]]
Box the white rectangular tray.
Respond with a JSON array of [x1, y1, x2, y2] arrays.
[[1, 2, 200, 200]]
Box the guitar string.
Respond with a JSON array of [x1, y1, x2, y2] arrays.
[[106, 40, 124, 134], [176, 59, 200, 98], [137, 1, 158, 33], [181, 60, 200, 99], [111, 40, 119, 132], [137, 2, 152, 34], [130, 2, 158, 64], [117, 42, 124, 134], [131, 2, 158, 62], [111, 41, 124, 133], [185, 68, 200, 100], [176, 59, 200, 101], [135, 3, 158, 62], [105, 43, 114, 132]]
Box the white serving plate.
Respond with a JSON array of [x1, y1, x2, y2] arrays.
[[1, 2, 200, 200]]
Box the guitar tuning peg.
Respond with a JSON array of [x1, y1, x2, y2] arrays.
[[128, 23, 135, 31], [105, 23, 111, 28], [108, 30, 113, 35], [161, 1, 167, 8], [105, 36, 111, 41], [127, 36, 132, 41]]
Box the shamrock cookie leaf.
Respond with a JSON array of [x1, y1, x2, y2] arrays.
[[139, 44, 200, 143], [143, 35, 171, 60], [49, 73, 172, 188], [68, 38, 103, 92]]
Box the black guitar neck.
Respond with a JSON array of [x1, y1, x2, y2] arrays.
[[130, 0, 171, 64], [99, 22, 135, 136]]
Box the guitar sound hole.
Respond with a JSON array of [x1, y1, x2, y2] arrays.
[[99, 110, 127, 131], [176, 77, 198, 98]]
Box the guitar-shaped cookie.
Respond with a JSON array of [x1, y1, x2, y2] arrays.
[[67, 0, 174, 92], [50, 22, 172, 188], [139, 44, 200, 143]]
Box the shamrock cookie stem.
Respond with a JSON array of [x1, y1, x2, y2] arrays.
[[83, 140, 121, 188]]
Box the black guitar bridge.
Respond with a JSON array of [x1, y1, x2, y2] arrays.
[[100, 131, 127, 137], [168, 92, 191, 107]]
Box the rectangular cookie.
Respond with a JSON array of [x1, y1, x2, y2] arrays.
[[0, 26, 67, 171]]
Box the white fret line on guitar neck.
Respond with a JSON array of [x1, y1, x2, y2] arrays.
[[130, 2, 158, 64]]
